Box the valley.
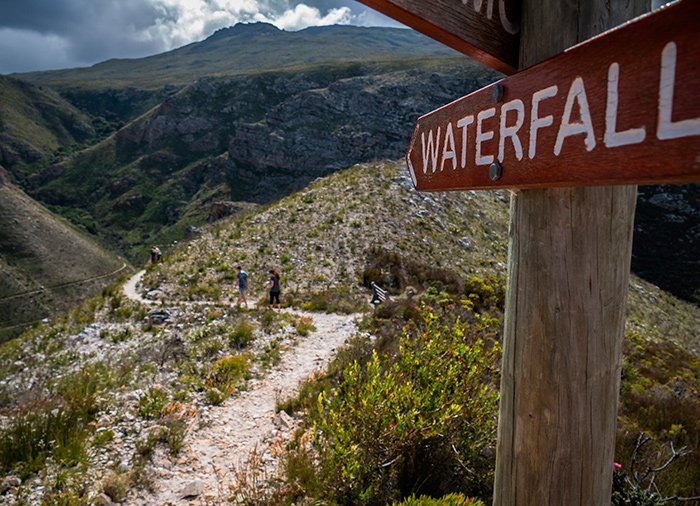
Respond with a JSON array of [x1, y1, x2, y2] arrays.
[[0, 18, 698, 505]]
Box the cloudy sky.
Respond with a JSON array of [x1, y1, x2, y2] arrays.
[[0, 0, 399, 74]]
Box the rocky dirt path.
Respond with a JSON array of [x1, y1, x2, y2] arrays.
[[122, 269, 154, 305], [122, 271, 361, 504]]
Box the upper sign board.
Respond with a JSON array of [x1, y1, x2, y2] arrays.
[[356, 0, 520, 74], [406, 0, 700, 191]]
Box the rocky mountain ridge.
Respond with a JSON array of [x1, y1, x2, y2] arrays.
[[17, 22, 458, 90]]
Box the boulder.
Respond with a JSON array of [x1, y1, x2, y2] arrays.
[[181, 479, 205, 499], [208, 201, 240, 222], [148, 309, 170, 325]]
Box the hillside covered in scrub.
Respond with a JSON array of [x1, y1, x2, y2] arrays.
[[0, 160, 697, 504], [0, 21, 696, 304], [0, 173, 128, 341]]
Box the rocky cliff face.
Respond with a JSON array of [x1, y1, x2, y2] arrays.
[[30, 59, 497, 260], [634, 184, 700, 303], [111, 61, 491, 196]]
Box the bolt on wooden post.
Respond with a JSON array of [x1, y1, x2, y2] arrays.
[[493, 0, 649, 504]]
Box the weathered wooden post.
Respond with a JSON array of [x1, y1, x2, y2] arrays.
[[493, 1, 648, 503]]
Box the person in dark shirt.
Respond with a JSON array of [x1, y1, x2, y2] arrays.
[[268, 269, 281, 309], [236, 266, 248, 308]]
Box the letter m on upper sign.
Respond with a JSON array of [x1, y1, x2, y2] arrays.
[[355, 0, 521, 73]]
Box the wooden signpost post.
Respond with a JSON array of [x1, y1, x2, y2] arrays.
[[356, 0, 700, 503], [406, 0, 700, 191], [354, 0, 520, 73]]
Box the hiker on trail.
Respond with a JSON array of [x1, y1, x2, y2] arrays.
[[150, 246, 161, 264], [268, 269, 281, 309], [236, 266, 248, 308]]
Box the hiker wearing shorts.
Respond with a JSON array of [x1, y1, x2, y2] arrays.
[[236, 266, 248, 308]]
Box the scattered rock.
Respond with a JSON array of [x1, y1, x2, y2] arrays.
[[457, 237, 473, 250], [146, 289, 164, 300], [273, 410, 294, 428], [208, 201, 240, 222], [185, 225, 202, 239], [181, 479, 205, 499], [148, 309, 170, 325], [0, 475, 21, 495], [95, 493, 116, 506]]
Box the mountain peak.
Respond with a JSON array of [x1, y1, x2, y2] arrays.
[[207, 22, 281, 41]]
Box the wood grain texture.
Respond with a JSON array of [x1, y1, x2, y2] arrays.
[[355, 0, 520, 73], [405, 0, 699, 191], [492, 0, 649, 504]]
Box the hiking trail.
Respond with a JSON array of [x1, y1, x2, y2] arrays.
[[122, 270, 361, 504]]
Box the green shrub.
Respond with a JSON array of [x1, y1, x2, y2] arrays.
[[229, 320, 256, 349], [205, 387, 227, 406], [162, 415, 188, 454], [0, 399, 92, 479], [259, 310, 278, 331], [0, 363, 114, 479], [257, 340, 282, 370], [207, 355, 251, 395], [616, 333, 700, 497], [138, 386, 169, 419], [294, 316, 316, 337], [102, 471, 131, 503], [93, 429, 114, 447], [395, 494, 485, 506], [294, 288, 363, 314], [110, 327, 132, 343], [307, 307, 500, 504]]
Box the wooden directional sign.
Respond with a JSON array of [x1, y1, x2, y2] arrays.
[[406, 0, 700, 192], [356, 0, 520, 74]]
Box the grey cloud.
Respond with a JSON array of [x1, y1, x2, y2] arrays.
[[0, 0, 168, 72]]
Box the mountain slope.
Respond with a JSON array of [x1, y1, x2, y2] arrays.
[[147, 160, 699, 353], [28, 58, 496, 262], [17, 23, 459, 90], [0, 75, 95, 170], [0, 171, 129, 341]]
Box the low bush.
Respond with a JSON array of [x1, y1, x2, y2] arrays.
[[294, 316, 316, 337], [0, 363, 115, 479], [257, 339, 283, 370], [301, 306, 501, 504], [229, 320, 256, 349], [0, 399, 93, 479], [207, 355, 251, 396], [616, 333, 700, 498], [294, 288, 364, 314], [102, 471, 131, 503], [395, 494, 485, 506], [138, 386, 169, 419]]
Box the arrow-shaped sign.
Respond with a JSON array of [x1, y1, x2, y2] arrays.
[[356, 0, 520, 74], [406, 0, 700, 191]]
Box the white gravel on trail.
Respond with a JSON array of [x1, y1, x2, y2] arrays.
[[122, 269, 151, 305], [122, 271, 361, 505]]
